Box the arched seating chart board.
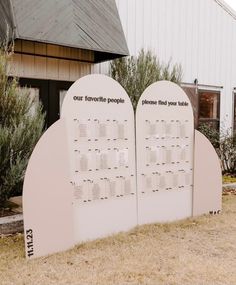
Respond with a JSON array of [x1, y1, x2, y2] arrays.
[[23, 120, 74, 259], [61, 74, 137, 243], [193, 130, 222, 216], [136, 81, 194, 225]]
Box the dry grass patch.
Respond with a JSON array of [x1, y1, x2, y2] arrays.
[[223, 175, 236, 184], [1, 195, 236, 285]]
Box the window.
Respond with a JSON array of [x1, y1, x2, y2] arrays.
[[18, 87, 40, 116], [198, 90, 220, 131], [59, 90, 68, 114], [19, 79, 72, 127]]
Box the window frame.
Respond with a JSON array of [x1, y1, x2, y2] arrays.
[[19, 78, 73, 127], [198, 89, 221, 131]]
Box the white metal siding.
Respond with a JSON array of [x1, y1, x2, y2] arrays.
[[113, 0, 236, 129]]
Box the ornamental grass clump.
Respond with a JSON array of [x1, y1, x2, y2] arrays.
[[0, 47, 45, 207]]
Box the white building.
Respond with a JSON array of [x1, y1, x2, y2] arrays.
[[110, 0, 236, 131]]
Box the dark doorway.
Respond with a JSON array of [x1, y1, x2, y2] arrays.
[[48, 81, 73, 126], [19, 78, 73, 127]]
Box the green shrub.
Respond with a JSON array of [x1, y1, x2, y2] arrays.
[[198, 124, 236, 175], [0, 47, 45, 206], [110, 49, 182, 109], [219, 130, 236, 175], [198, 123, 220, 149]]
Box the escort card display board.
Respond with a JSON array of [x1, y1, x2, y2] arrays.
[[61, 74, 137, 243], [136, 81, 194, 225], [23, 77, 222, 259]]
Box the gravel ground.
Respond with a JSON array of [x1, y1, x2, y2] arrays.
[[0, 195, 236, 285]]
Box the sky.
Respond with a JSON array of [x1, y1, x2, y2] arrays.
[[224, 0, 236, 11]]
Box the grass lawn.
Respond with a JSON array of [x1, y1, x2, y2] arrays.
[[0, 195, 236, 285], [223, 175, 236, 184]]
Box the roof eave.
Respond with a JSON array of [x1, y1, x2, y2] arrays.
[[14, 36, 129, 63]]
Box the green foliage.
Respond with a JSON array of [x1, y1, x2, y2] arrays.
[[110, 49, 183, 109], [198, 123, 220, 149], [219, 130, 236, 175], [0, 48, 45, 206], [198, 124, 236, 175]]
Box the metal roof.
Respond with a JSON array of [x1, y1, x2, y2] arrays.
[[0, 0, 129, 62]]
